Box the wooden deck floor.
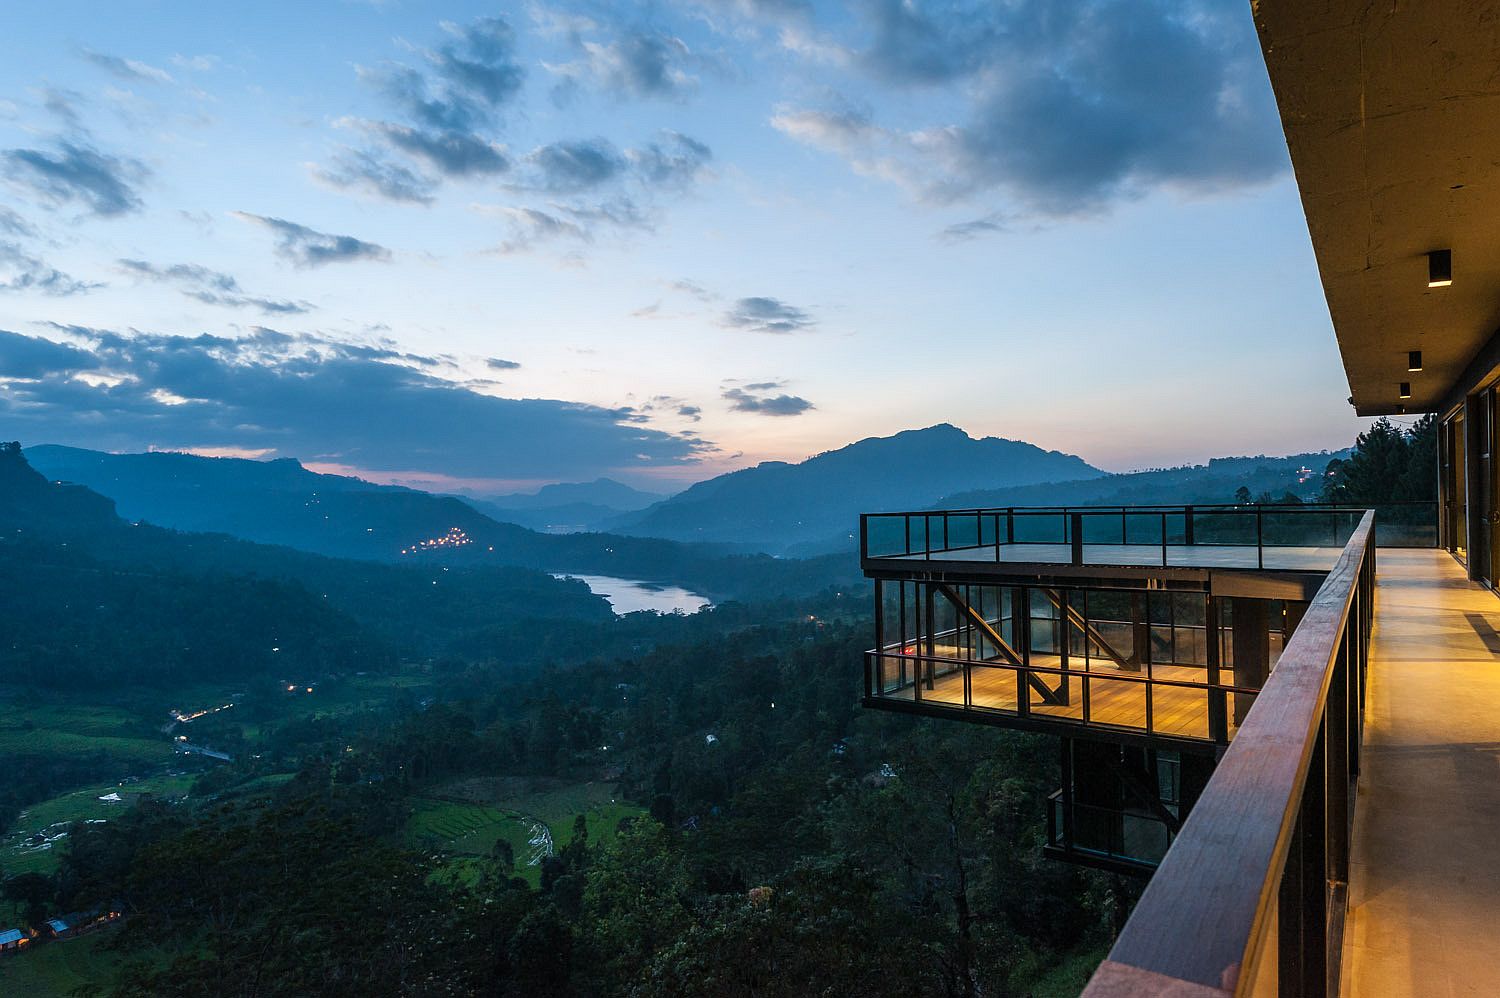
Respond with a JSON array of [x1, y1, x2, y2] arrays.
[[884, 656, 1240, 741], [1342, 549, 1500, 997]]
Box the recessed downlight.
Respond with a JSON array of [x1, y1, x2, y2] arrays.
[[1428, 249, 1453, 287]]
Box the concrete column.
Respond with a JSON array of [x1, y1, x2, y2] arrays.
[[1232, 598, 1270, 725]]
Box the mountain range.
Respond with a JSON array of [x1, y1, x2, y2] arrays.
[[24, 427, 1348, 567], [22, 443, 857, 601], [605, 424, 1105, 551], [463, 478, 667, 533]]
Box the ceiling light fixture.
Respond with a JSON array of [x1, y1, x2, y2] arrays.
[[1428, 249, 1453, 287]]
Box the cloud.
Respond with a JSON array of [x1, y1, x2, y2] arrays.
[[0, 208, 36, 238], [524, 139, 626, 192], [678, 404, 702, 421], [546, 28, 709, 101], [0, 244, 100, 296], [938, 212, 1008, 242], [722, 296, 815, 334], [39, 88, 86, 130], [490, 132, 710, 250], [769, 106, 879, 153], [0, 327, 709, 480], [688, 0, 811, 20], [776, 0, 1286, 214], [328, 16, 524, 201], [0, 329, 96, 377], [487, 205, 592, 254], [117, 259, 312, 314], [627, 131, 712, 190], [373, 122, 510, 177], [364, 17, 525, 132], [81, 50, 174, 85], [3, 140, 149, 217], [671, 279, 719, 303], [171, 54, 219, 72], [722, 384, 814, 416], [232, 212, 390, 268], [484, 198, 652, 254], [313, 147, 436, 204], [486, 357, 521, 370]]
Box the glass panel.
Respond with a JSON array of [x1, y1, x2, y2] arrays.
[[1084, 674, 1148, 732], [967, 660, 1020, 712]]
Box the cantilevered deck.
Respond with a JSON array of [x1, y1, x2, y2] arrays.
[[859, 505, 1394, 751], [1340, 549, 1500, 996]]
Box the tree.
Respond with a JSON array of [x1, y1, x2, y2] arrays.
[[1322, 416, 1436, 505]]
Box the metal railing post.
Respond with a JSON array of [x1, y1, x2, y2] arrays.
[[1279, 721, 1328, 997], [1070, 512, 1084, 565], [1016, 587, 1032, 716]]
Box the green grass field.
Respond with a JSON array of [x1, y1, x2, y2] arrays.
[[0, 702, 171, 768], [4, 774, 197, 877], [0, 928, 127, 997], [406, 782, 644, 888]]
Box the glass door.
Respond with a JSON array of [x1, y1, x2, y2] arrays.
[[1455, 410, 1468, 563], [1476, 393, 1493, 586]]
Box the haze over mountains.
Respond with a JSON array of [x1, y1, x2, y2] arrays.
[[464, 478, 667, 533], [24, 425, 1348, 569]]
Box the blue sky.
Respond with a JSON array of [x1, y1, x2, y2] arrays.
[[0, 0, 1360, 492]]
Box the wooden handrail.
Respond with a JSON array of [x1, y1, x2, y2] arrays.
[[1081, 510, 1374, 996]]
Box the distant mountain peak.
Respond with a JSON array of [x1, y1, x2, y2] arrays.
[[605, 425, 1104, 552]]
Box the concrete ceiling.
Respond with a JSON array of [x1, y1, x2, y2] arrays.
[[1253, 0, 1500, 416]]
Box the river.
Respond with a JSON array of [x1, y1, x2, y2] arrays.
[[554, 573, 712, 615]]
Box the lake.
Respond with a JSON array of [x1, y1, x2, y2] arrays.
[[554, 574, 712, 616]]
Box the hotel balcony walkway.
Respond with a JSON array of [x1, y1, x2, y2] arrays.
[[1341, 549, 1500, 997]]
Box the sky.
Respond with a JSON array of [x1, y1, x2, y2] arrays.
[[0, 0, 1365, 494]]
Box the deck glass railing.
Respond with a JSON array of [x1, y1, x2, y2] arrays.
[[1047, 791, 1175, 869], [861, 501, 1435, 569]]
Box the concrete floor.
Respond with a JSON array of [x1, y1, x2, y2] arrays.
[[1342, 549, 1500, 997]]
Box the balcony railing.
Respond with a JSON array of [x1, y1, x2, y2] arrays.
[[860, 501, 1434, 571], [1047, 791, 1176, 871], [1081, 509, 1374, 997]]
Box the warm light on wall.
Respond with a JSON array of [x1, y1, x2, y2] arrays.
[[1399, 382, 1412, 399], [1408, 350, 1423, 372], [1428, 249, 1453, 287]]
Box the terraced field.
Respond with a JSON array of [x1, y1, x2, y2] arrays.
[[406, 782, 644, 887]]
